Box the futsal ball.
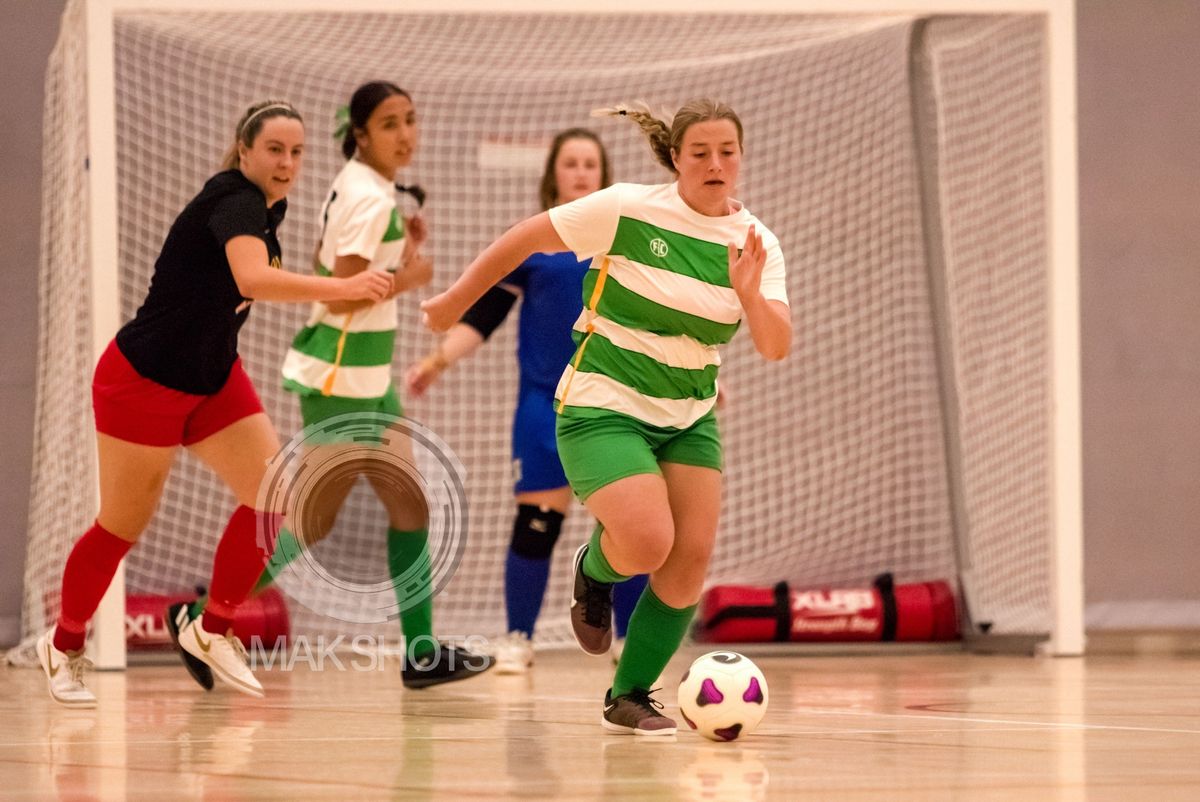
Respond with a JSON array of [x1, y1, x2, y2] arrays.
[[677, 651, 768, 741]]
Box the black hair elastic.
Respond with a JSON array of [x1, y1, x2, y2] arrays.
[[395, 183, 426, 209]]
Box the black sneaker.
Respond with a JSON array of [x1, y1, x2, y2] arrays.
[[165, 601, 214, 691], [570, 543, 613, 655], [401, 643, 494, 689], [601, 687, 677, 736]]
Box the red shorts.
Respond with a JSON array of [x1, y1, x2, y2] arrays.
[[92, 340, 265, 447]]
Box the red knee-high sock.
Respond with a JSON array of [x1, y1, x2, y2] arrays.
[[203, 505, 281, 635], [54, 522, 134, 653]]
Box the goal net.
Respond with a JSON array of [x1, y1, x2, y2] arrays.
[[16, 2, 1069, 660]]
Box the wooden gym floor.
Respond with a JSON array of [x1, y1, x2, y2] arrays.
[[1, 642, 1198, 800]]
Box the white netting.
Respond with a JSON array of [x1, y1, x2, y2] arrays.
[[17, 5, 1053, 658], [17, 0, 96, 663], [916, 16, 1051, 632]]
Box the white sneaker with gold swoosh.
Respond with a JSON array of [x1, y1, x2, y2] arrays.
[[177, 614, 264, 698], [36, 630, 96, 708]]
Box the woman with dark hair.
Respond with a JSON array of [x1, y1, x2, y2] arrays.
[[38, 100, 392, 706], [172, 82, 491, 690], [422, 99, 791, 734], [406, 129, 647, 675]]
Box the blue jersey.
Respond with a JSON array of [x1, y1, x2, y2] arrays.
[[502, 251, 591, 393]]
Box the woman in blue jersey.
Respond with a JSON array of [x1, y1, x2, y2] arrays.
[[173, 82, 491, 690], [422, 99, 792, 735], [406, 129, 647, 674]]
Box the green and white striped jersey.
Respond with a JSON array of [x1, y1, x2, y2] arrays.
[[282, 159, 405, 399], [548, 182, 788, 430]]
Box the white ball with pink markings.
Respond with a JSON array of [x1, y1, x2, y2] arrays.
[[677, 650, 769, 741]]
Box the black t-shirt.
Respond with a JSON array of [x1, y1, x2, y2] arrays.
[[116, 170, 287, 394]]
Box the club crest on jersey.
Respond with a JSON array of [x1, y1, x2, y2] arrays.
[[649, 237, 669, 259]]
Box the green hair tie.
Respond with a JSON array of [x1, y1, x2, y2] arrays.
[[333, 105, 351, 140]]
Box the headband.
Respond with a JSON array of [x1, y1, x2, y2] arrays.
[[240, 103, 296, 136]]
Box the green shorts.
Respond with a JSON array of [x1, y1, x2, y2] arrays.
[[296, 384, 402, 444], [555, 409, 723, 501]]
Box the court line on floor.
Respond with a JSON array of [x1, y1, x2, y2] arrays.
[[0, 725, 1083, 750], [792, 706, 1200, 735]]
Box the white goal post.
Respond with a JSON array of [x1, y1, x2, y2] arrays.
[[25, 0, 1081, 669]]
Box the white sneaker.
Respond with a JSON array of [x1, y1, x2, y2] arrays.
[[494, 631, 534, 675], [610, 636, 625, 666], [177, 614, 264, 698], [37, 630, 96, 708]]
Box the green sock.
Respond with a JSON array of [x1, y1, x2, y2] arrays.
[[189, 527, 304, 619], [582, 523, 629, 584], [611, 585, 696, 698], [387, 527, 435, 661]]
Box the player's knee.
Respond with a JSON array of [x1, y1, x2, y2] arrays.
[[653, 536, 715, 593], [638, 533, 675, 573], [98, 485, 165, 541], [510, 504, 565, 559], [671, 549, 713, 583], [609, 521, 673, 573]]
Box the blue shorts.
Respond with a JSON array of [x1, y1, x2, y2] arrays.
[[511, 387, 568, 494]]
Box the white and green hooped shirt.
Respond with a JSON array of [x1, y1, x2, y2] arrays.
[[282, 159, 406, 399], [548, 182, 789, 430]]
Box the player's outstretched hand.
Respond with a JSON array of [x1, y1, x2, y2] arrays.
[[404, 358, 441, 399], [728, 224, 767, 305], [343, 270, 392, 302], [421, 291, 459, 333]]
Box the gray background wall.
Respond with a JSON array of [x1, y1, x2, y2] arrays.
[[1077, 0, 1200, 627], [0, 1, 60, 646], [1, 1, 1196, 646]]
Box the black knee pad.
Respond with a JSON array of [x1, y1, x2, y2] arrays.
[[510, 504, 564, 559]]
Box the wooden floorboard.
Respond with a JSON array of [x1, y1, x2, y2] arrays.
[[2, 646, 1198, 799]]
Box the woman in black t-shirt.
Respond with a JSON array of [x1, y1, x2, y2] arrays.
[[37, 100, 391, 707]]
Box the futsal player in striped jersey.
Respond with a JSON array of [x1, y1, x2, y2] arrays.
[[38, 100, 392, 706], [406, 129, 648, 674], [422, 99, 791, 734]]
